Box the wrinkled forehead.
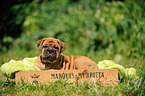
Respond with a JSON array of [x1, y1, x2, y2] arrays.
[[43, 38, 59, 47]]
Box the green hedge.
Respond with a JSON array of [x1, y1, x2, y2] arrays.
[[2, 0, 145, 58]]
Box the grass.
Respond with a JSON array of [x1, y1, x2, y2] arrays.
[[0, 77, 144, 96], [0, 48, 145, 96]]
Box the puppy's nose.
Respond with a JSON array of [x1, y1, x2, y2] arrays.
[[47, 47, 55, 53]]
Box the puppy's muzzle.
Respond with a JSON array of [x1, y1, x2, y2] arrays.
[[42, 47, 56, 60]]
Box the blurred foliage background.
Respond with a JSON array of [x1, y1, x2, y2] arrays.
[[0, 0, 145, 64]]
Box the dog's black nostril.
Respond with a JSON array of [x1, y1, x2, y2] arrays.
[[44, 51, 48, 55], [48, 50, 54, 53], [47, 48, 55, 53]]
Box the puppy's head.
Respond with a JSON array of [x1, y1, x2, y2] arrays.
[[37, 37, 65, 63]]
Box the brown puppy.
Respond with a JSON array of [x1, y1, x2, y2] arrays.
[[34, 37, 99, 70]]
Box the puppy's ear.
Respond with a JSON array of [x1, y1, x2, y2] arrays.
[[60, 41, 65, 53], [57, 39, 65, 53], [37, 39, 45, 52]]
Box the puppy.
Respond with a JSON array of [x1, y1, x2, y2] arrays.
[[34, 37, 99, 70]]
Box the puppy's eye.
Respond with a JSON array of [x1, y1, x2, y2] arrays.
[[54, 46, 59, 49], [43, 46, 48, 48]]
